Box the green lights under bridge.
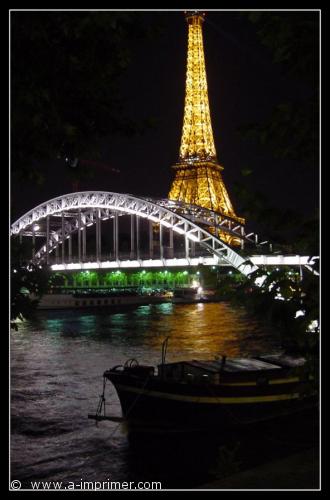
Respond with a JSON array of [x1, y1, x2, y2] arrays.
[[49, 268, 224, 290]]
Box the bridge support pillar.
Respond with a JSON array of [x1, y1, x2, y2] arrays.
[[98, 211, 101, 261], [185, 224, 189, 260], [16, 232, 22, 266], [68, 234, 72, 261], [61, 212, 65, 264], [113, 212, 119, 260], [169, 227, 174, 258], [149, 220, 153, 259], [240, 226, 245, 251], [46, 215, 50, 265], [136, 216, 140, 260], [82, 226, 86, 262], [32, 227, 35, 260], [130, 215, 135, 259], [159, 222, 163, 260], [78, 209, 82, 263], [96, 209, 101, 262], [96, 210, 98, 261], [55, 243, 59, 264], [191, 240, 195, 257], [214, 214, 219, 239]]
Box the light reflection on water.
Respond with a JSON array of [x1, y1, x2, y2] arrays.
[[11, 302, 282, 488], [37, 302, 279, 359]]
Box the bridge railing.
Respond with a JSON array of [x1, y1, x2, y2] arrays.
[[47, 248, 212, 265]]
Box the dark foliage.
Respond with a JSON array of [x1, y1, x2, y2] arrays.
[[226, 267, 319, 357], [239, 12, 318, 165], [11, 237, 51, 326], [11, 11, 159, 185]]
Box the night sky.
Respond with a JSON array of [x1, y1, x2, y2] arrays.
[[11, 10, 319, 233]]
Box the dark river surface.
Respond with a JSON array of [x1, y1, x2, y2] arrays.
[[10, 302, 317, 490]]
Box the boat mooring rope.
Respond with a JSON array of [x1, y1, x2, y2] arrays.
[[94, 373, 152, 438], [95, 376, 107, 421]]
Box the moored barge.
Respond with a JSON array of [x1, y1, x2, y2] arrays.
[[90, 342, 317, 432]]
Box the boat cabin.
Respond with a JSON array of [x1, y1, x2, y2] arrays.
[[157, 354, 309, 385]]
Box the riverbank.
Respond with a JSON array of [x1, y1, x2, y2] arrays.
[[199, 447, 319, 490]]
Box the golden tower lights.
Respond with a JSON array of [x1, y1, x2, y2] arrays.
[[168, 11, 245, 242]]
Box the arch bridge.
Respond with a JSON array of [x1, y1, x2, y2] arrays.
[[11, 191, 318, 277]]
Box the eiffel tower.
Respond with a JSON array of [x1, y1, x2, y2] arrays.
[[168, 11, 245, 242]]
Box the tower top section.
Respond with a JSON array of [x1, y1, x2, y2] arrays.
[[179, 9, 217, 163], [184, 11, 205, 25]]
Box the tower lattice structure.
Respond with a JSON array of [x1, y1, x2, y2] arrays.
[[168, 11, 245, 239]]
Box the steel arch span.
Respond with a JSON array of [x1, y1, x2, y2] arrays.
[[11, 191, 258, 276]]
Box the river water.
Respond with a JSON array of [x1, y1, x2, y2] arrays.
[[10, 302, 317, 490]]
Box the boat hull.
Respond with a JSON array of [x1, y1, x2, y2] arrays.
[[106, 370, 317, 431], [36, 293, 169, 310]]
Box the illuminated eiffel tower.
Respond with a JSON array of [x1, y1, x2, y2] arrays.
[[168, 11, 245, 241]]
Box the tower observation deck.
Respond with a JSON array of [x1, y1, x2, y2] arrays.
[[168, 11, 244, 240]]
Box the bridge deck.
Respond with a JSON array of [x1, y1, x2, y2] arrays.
[[50, 255, 314, 271]]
